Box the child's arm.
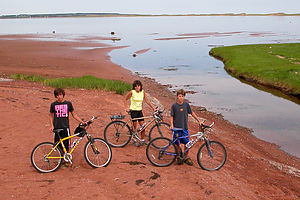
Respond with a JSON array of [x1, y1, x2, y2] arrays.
[[124, 91, 132, 112], [170, 116, 174, 129], [144, 92, 155, 111], [191, 111, 203, 125], [49, 113, 54, 132], [71, 111, 85, 124]]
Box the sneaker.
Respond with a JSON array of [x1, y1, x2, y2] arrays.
[[176, 157, 184, 165], [184, 158, 193, 166]]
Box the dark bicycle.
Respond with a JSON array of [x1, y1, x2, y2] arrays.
[[146, 122, 227, 171]]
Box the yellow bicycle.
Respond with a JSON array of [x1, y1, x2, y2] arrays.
[[31, 116, 112, 173]]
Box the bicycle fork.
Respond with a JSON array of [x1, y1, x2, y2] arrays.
[[205, 139, 214, 158], [88, 136, 100, 154]]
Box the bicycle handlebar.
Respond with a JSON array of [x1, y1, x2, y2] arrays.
[[80, 116, 99, 127], [201, 122, 214, 129]]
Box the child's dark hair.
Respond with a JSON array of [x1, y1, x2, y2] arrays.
[[54, 88, 65, 97], [177, 89, 186, 96], [132, 80, 143, 91]]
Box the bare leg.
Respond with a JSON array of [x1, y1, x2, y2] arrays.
[[175, 144, 184, 164], [138, 120, 145, 139], [132, 120, 138, 132], [184, 146, 189, 158], [183, 145, 193, 166]]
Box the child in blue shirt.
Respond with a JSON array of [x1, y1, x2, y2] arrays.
[[170, 89, 203, 165]]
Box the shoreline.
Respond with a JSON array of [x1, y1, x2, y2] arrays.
[[1, 34, 300, 199]]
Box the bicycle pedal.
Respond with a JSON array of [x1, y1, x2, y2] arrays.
[[132, 142, 140, 147], [132, 140, 140, 147]]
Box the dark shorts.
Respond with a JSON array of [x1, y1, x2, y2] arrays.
[[54, 128, 70, 151], [173, 129, 189, 145], [130, 110, 144, 122]]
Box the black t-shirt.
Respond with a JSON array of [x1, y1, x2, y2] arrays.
[[170, 102, 192, 130], [50, 100, 74, 129]]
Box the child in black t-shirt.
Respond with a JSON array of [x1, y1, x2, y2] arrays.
[[49, 88, 85, 152]]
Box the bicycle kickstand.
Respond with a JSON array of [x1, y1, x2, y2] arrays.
[[68, 158, 73, 166]]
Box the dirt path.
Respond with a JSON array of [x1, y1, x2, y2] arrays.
[[0, 34, 299, 200]]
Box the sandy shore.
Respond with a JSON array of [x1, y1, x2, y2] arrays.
[[0, 34, 299, 199]]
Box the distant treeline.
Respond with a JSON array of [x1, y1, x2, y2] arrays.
[[1, 12, 300, 19], [0, 13, 144, 19]]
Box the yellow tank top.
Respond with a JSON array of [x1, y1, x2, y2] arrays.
[[130, 90, 144, 111]]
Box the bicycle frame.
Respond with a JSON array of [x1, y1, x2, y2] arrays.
[[46, 133, 83, 159], [120, 114, 160, 137], [159, 132, 206, 157], [47, 122, 97, 160]]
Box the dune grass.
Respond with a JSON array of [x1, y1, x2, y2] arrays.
[[209, 43, 300, 96], [10, 74, 131, 95]]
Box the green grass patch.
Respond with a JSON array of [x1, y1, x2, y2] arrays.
[[10, 74, 46, 82], [209, 43, 300, 96], [10, 74, 131, 95]]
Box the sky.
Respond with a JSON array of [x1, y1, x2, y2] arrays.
[[1, 0, 299, 15]]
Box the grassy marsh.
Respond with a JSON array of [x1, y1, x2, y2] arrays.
[[10, 74, 131, 95], [209, 43, 300, 97]]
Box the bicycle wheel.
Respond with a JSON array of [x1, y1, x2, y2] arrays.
[[84, 138, 112, 168], [104, 120, 131, 147], [31, 142, 62, 173], [146, 137, 177, 167], [148, 122, 171, 141], [197, 140, 227, 171]]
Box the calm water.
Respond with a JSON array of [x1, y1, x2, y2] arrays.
[[1, 16, 300, 157]]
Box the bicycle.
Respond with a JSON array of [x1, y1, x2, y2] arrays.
[[146, 122, 227, 171], [31, 116, 112, 173], [104, 109, 170, 147]]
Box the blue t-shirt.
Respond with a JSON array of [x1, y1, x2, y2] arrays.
[[170, 102, 192, 130]]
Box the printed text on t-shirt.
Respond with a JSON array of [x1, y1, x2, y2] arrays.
[[55, 104, 68, 117]]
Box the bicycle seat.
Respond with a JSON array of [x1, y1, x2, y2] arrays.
[[110, 115, 125, 120]]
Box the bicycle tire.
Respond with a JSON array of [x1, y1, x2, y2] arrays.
[[148, 122, 171, 141], [84, 138, 112, 168], [31, 142, 62, 173], [146, 137, 177, 167], [104, 120, 131, 147], [197, 140, 227, 171]]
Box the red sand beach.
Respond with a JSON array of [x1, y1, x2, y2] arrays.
[[0, 34, 299, 199]]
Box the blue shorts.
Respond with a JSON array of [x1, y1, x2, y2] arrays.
[[172, 129, 189, 145]]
